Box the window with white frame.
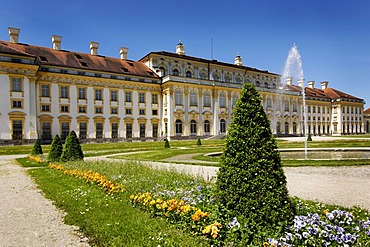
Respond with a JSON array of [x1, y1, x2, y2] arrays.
[[95, 89, 102, 100], [139, 92, 145, 103], [78, 88, 86, 99], [190, 91, 197, 106], [203, 92, 211, 107], [175, 119, 182, 136], [111, 90, 117, 101], [125, 91, 132, 102], [190, 120, 197, 135], [41, 84, 50, 97], [220, 93, 226, 108], [12, 78, 22, 92], [175, 90, 183, 105], [60, 86, 68, 98], [152, 94, 158, 104], [232, 95, 238, 108]]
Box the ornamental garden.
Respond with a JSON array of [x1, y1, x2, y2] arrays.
[[24, 84, 370, 246]]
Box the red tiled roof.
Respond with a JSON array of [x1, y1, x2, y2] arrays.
[[364, 108, 370, 114], [284, 84, 363, 101], [0, 41, 158, 78]]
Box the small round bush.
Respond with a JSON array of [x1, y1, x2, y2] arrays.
[[164, 139, 170, 148], [196, 137, 202, 146]]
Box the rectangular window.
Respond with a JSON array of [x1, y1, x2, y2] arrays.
[[96, 123, 103, 139], [79, 122, 87, 139], [140, 123, 145, 138], [126, 123, 132, 138], [78, 106, 87, 113], [111, 123, 118, 138], [152, 94, 158, 104], [125, 91, 132, 102], [111, 107, 118, 114], [42, 122, 51, 140], [126, 108, 132, 115], [12, 120, 23, 140], [190, 93, 197, 106], [111, 90, 117, 101], [152, 123, 158, 138], [61, 105, 69, 112], [41, 104, 50, 112], [12, 78, 22, 92], [318, 107, 321, 113], [95, 89, 103, 100], [95, 107, 103, 114], [78, 88, 86, 99], [61, 122, 69, 140], [152, 109, 158, 115], [308, 106, 311, 113], [12, 100, 22, 108], [139, 92, 145, 103], [41, 84, 50, 97], [139, 109, 145, 115], [313, 107, 316, 113], [60, 86, 69, 98]]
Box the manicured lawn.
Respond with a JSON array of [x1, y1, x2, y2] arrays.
[[20, 158, 370, 246]]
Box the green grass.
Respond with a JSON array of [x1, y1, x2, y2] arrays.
[[26, 159, 209, 246], [17, 157, 49, 167]]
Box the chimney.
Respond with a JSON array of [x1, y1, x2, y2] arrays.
[[234, 54, 243, 66], [297, 79, 305, 87], [176, 41, 185, 55], [321, 81, 329, 90], [8, 27, 20, 43], [51, 35, 62, 50], [308, 80, 315, 89], [90, 42, 99, 55], [119, 47, 128, 60], [286, 77, 293, 85]]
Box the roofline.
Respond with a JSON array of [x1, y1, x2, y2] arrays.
[[139, 51, 280, 76]]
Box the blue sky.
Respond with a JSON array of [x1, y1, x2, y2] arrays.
[[1, 0, 370, 107]]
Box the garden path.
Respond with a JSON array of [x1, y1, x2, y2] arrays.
[[0, 156, 89, 247]]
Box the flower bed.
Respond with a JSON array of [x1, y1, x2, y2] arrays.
[[48, 163, 125, 194], [27, 155, 46, 163]]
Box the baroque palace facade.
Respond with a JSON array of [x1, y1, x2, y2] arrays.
[[0, 27, 365, 144]]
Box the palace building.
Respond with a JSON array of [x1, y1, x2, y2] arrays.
[[0, 27, 365, 144]]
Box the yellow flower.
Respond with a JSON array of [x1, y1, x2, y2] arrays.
[[323, 209, 329, 215]]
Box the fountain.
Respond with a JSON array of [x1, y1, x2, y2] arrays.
[[281, 44, 308, 158]]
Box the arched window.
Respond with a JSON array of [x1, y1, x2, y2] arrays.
[[159, 66, 166, 76], [232, 95, 238, 108], [293, 122, 297, 134], [220, 119, 226, 134], [236, 77, 242, 84], [264, 82, 269, 88], [285, 122, 289, 134], [203, 92, 211, 107], [219, 93, 226, 108], [276, 122, 281, 134], [190, 120, 197, 136], [172, 68, 179, 76], [225, 75, 231, 83], [285, 100, 289, 111], [200, 72, 206, 79], [213, 73, 219, 81], [204, 120, 210, 135], [190, 91, 197, 106], [175, 119, 182, 136], [185, 70, 192, 78], [175, 90, 183, 105], [272, 83, 277, 88], [267, 98, 272, 108], [255, 81, 261, 87]]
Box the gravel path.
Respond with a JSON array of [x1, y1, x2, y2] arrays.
[[0, 157, 89, 247]]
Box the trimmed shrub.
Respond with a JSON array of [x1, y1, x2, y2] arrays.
[[164, 139, 170, 148], [60, 131, 84, 161], [196, 137, 202, 146], [216, 83, 294, 242], [48, 135, 63, 162], [31, 139, 43, 155]]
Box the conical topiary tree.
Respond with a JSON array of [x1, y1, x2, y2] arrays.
[[48, 135, 63, 162], [307, 133, 312, 141], [60, 131, 84, 161], [31, 139, 43, 155], [196, 137, 202, 146], [216, 83, 294, 236], [164, 138, 170, 148]]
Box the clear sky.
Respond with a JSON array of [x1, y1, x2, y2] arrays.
[[1, 0, 370, 107]]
